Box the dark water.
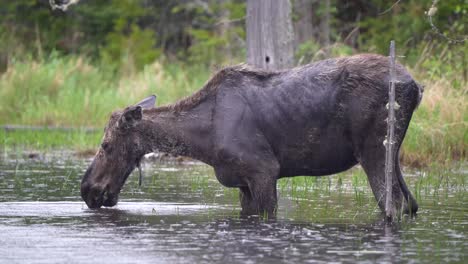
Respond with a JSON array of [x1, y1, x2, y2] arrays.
[[0, 152, 466, 263]]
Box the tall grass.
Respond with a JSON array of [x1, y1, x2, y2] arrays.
[[0, 54, 209, 127], [401, 71, 467, 166], [0, 55, 466, 165], [1, 129, 102, 151]]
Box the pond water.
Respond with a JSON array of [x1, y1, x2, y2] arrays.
[[0, 152, 466, 263]]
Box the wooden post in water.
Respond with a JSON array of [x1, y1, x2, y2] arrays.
[[385, 40, 397, 221]]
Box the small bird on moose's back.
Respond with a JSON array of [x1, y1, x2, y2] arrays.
[[80, 54, 423, 217]]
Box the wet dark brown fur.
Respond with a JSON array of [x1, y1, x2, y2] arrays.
[[154, 64, 278, 113], [81, 54, 423, 217]]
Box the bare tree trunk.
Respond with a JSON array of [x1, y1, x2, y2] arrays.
[[35, 21, 43, 59], [293, 0, 316, 47], [0, 53, 8, 74], [321, 0, 331, 56], [246, 0, 294, 70], [217, 0, 232, 61]]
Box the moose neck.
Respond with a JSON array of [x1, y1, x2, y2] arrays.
[[140, 102, 215, 165]]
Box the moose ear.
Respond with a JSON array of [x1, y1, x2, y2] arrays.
[[135, 95, 157, 109], [118, 106, 142, 129]]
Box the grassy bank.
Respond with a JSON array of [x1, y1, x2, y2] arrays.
[[0, 55, 210, 127], [0, 55, 466, 166]]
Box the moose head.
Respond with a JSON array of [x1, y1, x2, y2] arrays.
[[81, 95, 156, 208]]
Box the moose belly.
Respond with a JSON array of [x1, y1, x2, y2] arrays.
[[277, 135, 358, 177]]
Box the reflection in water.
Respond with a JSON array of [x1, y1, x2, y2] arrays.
[[0, 153, 466, 263]]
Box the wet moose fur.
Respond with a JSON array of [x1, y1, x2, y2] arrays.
[[81, 54, 422, 216]]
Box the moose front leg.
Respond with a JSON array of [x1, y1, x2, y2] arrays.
[[238, 171, 278, 217], [239, 186, 257, 215], [213, 89, 280, 217]]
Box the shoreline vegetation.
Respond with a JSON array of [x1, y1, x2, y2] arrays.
[[1, 0, 466, 169], [0, 55, 466, 167]]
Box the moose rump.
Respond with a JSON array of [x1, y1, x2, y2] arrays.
[[211, 54, 421, 215]]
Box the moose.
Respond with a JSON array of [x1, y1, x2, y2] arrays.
[[81, 54, 422, 216]]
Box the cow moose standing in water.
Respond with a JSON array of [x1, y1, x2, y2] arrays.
[[81, 54, 422, 217]]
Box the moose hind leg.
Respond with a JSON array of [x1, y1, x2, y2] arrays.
[[360, 140, 416, 216], [395, 154, 418, 214]]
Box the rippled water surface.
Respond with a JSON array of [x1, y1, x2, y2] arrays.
[[0, 152, 466, 263]]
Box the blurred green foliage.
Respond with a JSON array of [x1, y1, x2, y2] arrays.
[[100, 21, 160, 72], [0, 0, 465, 70], [0, 0, 247, 68], [355, 0, 466, 81]]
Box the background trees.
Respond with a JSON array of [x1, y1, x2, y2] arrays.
[[0, 0, 465, 71]]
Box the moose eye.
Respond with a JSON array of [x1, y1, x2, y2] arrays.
[[101, 142, 110, 152]]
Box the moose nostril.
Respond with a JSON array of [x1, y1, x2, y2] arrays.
[[82, 185, 106, 209]]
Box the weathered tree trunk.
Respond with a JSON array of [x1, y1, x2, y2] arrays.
[[246, 0, 294, 70], [293, 0, 316, 47], [0, 52, 7, 74], [217, 0, 232, 61], [321, 0, 331, 56]]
